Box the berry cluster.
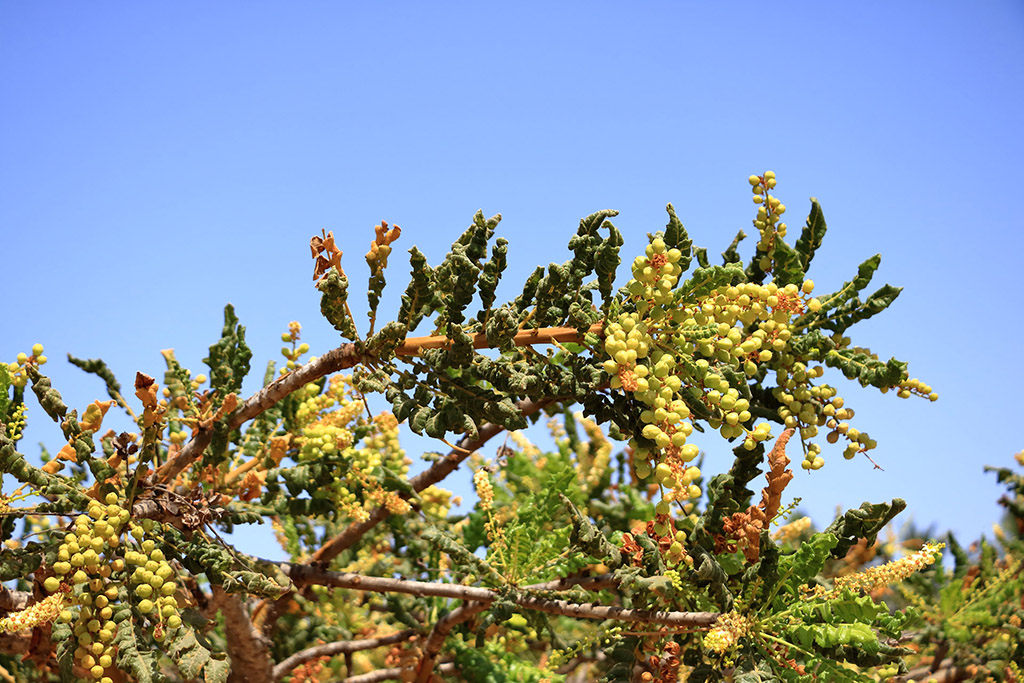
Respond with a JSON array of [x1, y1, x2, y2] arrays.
[[46, 494, 183, 681], [49, 494, 130, 682], [6, 343, 47, 389], [604, 172, 931, 485], [749, 171, 787, 273], [124, 521, 183, 637], [604, 243, 825, 499], [280, 321, 312, 375], [891, 376, 938, 402]]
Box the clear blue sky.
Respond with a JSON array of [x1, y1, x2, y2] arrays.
[[2, 3, 1022, 559]]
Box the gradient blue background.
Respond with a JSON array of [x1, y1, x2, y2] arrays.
[[2, 3, 1022, 560]]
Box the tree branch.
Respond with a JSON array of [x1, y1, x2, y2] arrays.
[[343, 662, 456, 683], [272, 629, 416, 681], [415, 603, 487, 683], [0, 587, 30, 612], [284, 565, 720, 628], [392, 323, 602, 357], [253, 395, 559, 634], [157, 341, 366, 484], [157, 322, 599, 486], [212, 586, 273, 683]]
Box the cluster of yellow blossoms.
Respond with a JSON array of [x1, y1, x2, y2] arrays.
[[825, 542, 944, 597], [6, 343, 47, 388], [12, 494, 183, 682], [604, 172, 932, 490], [703, 610, 752, 654], [0, 591, 64, 634]]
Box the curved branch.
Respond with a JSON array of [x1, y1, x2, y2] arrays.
[[158, 323, 599, 485], [157, 341, 366, 484], [415, 603, 487, 683], [343, 662, 456, 683], [273, 629, 416, 681]]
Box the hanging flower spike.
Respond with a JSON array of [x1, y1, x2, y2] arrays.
[[0, 591, 64, 633]]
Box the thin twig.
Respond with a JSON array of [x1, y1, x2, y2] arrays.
[[343, 662, 456, 683], [272, 630, 416, 681], [157, 341, 366, 484], [392, 323, 602, 357], [415, 603, 487, 683]]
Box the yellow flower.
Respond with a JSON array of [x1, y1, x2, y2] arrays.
[[0, 592, 64, 633], [703, 610, 751, 654]]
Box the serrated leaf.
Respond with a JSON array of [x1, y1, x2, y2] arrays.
[[169, 628, 212, 680], [679, 263, 746, 302], [113, 609, 156, 683], [779, 532, 839, 590], [794, 198, 827, 272], [204, 657, 231, 683], [824, 499, 906, 559], [0, 364, 10, 420]]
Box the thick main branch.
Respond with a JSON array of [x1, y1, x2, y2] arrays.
[[285, 565, 720, 629]]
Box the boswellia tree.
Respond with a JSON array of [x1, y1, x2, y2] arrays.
[[0, 173, 1021, 682]]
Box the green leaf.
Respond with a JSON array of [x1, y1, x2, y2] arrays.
[[794, 198, 828, 272], [0, 363, 10, 421], [823, 499, 906, 559], [825, 348, 907, 389], [169, 627, 212, 680], [663, 203, 693, 270], [318, 268, 359, 339], [52, 621, 76, 682], [778, 532, 839, 591], [113, 596, 157, 683], [67, 354, 129, 412], [204, 304, 253, 404], [678, 263, 746, 302], [204, 658, 231, 683], [721, 230, 746, 265], [717, 549, 747, 575]]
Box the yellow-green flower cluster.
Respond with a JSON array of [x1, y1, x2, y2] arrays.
[[604, 232, 832, 500], [294, 376, 364, 429], [603, 173, 907, 482], [419, 485, 456, 519], [474, 469, 494, 511], [0, 591, 64, 633], [818, 542, 944, 597], [298, 422, 354, 461], [771, 516, 812, 544], [50, 494, 131, 682], [5, 402, 27, 442], [124, 521, 183, 635], [6, 343, 47, 389], [703, 610, 752, 654]]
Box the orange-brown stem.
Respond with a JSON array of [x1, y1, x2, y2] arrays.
[[392, 322, 604, 357]]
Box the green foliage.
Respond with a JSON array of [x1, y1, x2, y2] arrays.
[[2, 172, 1013, 683]]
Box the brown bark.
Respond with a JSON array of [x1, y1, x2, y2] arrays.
[[213, 586, 273, 683]]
